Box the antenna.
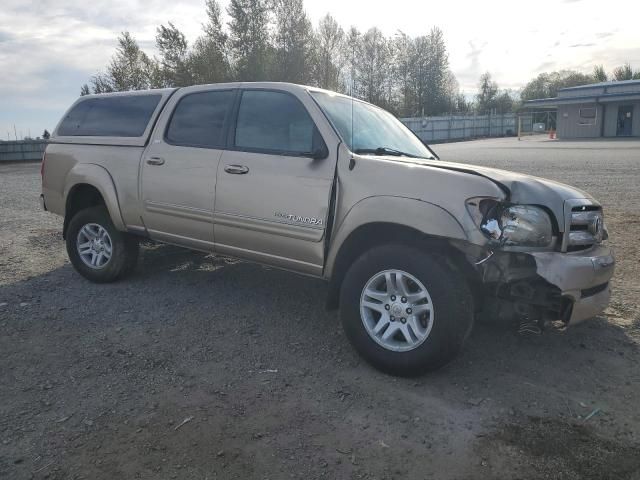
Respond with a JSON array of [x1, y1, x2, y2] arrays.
[[351, 82, 354, 151], [348, 42, 356, 171], [350, 40, 354, 152]]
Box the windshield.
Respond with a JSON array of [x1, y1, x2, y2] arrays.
[[310, 91, 435, 159]]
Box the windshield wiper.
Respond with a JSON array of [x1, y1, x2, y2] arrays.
[[353, 147, 431, 159]]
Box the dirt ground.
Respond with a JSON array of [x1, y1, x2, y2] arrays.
[[1, 137, 639, 480]]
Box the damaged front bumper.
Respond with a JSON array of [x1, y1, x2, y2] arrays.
[[530, 245, 614, 324], [464, 242, 615, 327]]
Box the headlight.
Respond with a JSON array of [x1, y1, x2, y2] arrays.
[[468, 200, 553, 248]]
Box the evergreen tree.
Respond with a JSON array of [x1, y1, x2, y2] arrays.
[[272, 0, 313, 83], [593, 65, 608, 82], [190, 0, 230, 84], [90, 72, 115, 93], [227, 0, 271, 81], [612, 63, 640, 81], [156, 23, 192, 87], [203, 0, 228, 50], [107, 32, 157, 91]]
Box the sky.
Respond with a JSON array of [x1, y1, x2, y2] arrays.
[[1, 0, 639, 139]]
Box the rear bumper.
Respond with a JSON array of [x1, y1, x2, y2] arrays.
[[531, 245, 615, 324]]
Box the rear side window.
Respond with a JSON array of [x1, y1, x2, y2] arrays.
[[235, 90, 315, 154], [57, 95, 161, 137], [166, 90, 235, 148]]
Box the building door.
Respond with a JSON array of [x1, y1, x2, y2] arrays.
[[616, 105, 633, 136]]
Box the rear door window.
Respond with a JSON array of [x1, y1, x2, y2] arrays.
[[165, 90, 236, 148], [234, 90, 316, 154], [57, 95, 161, 137]]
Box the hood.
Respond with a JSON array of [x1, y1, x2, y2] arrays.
[[371, 156, 598, 232]]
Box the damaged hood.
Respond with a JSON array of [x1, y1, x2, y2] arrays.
[[382, 157, 598, 231]]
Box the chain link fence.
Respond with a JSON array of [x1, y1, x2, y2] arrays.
[[401, 114, 518, 143]]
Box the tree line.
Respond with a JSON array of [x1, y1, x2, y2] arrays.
[[80, 0, 466, 117], [474, 62, 640, 115], [519, 64, 640, 102], [81, 0, 640, 118]]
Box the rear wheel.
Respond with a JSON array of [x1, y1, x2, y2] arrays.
[[65, 206, 138, 283], [339, 245, 473, 376]]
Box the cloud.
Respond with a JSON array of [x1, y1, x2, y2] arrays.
[[453, 40, 486, 90], [0, 30, 14, 43], [0, 0, 206, 135], [536, 61, 556, 72], [570, 43, 596, 48]]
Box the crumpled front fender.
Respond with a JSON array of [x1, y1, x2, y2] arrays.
[[325, 195, 467, 278]]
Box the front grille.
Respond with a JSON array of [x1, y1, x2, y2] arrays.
[[566, 205, 604, 251]]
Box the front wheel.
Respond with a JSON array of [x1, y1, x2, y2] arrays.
[[339, 245, 473, 376], [65, 206, 139, 283]]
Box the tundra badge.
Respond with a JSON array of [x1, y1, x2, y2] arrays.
[[275, 212, 324, 226]]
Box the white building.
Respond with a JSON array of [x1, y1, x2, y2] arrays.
[[524, 79, 640, 138]]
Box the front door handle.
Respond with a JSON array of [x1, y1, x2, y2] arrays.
[[146, 156, 165, 166], [224, 164, 249, 175]]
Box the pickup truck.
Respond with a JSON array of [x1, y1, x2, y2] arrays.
[[41, 82, 615, 376]]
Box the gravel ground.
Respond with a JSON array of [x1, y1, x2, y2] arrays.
[[1, 137, 639, 480]]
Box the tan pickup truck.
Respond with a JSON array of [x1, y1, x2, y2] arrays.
[[41, 82, 615, 375]]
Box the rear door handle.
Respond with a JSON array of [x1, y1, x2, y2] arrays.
[[146, 156, 165, 166], [224, 164, 249, 175]]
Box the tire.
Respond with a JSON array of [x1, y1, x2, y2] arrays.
[[65, 206, 139, 283], [339, 244, 473, 376]]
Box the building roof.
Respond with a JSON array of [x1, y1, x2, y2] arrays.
[[559, 79, 640, 91]]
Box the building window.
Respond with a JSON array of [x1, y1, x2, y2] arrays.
[[578, 107, 597, 125]]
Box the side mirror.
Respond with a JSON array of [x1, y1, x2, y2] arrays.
[[311, 147, 328, 160], [309, 127, 328, 160]]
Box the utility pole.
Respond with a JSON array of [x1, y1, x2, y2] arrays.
[[13, 125, 18, 141]]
